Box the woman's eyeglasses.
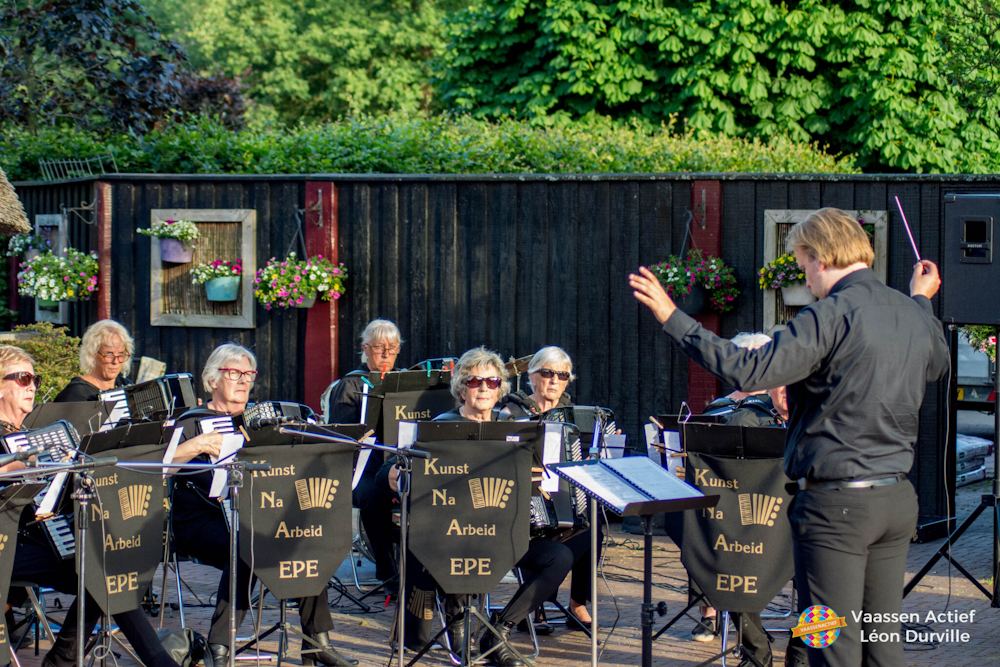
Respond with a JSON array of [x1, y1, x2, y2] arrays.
[[100, 352, 131, 363], [219, 368, 259, 382], [367, 344, 400, 354], [464, 376, 502, 389], [4, 372, 42, 388], [537, 368, 571, 381]]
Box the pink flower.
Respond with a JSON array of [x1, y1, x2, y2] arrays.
[[294, 276, 301, 282], [296, 297, 304, 304]]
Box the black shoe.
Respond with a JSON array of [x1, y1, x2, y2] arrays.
[[446, 613, 480, 661], [302, 632, 359, 667], [479, 613, 524, 667], [207, 643, 230, 667], [42, 629, 78, 667]]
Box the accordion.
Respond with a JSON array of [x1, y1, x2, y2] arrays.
[[1, 420, 82, 560], [101, 373, 198, 423], [530, 421, 589, 541]]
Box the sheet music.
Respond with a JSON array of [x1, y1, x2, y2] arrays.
[[352, 437, 376, 490], [161, 427, 184, 477], [541, 423, 563, 493], [605, 456, 701, 501], [209, 434, 245, 498], [555, 464, 649, 512], [397, 421, 417, 449], [99, 400, 130, 431], [35, 472, 68, 516], [601, 434, 627, 459], [200, 416, 235, 434]]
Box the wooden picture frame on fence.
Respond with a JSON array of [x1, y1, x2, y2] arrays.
[[763, 209, 887, 332], [149, 208, 256, 329]]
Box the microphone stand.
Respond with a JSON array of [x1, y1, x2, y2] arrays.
[[276, 428, 429, 667]]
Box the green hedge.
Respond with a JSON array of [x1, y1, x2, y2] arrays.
[[0, 114, 858, 181]]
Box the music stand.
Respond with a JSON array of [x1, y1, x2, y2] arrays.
[[549, 457, 718, 667], [23, 401, 112, 436]]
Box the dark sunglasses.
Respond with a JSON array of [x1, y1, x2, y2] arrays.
[[537, 368, 571, 381], [464, 376, 502, 389], [4, 372, 41, 388]]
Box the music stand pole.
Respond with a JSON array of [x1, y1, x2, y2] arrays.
[[227, 463, 245, 667], [590, 498, 598, 667], [72, 471, 97, 667], [395, 453, 412, 667]]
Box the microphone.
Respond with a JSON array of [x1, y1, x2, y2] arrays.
[[246, 415, 296, 430], [0, 445, 46, 467]]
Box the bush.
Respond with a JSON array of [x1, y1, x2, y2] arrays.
[[0, 113, 858, 181], [7, 322, 81, 403]]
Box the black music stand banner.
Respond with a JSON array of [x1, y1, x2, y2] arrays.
[[681, 451, 794, 613], [0, 485, 43, 665], [408, 422, 535, 594], [83, 445, 167, 615], [237, 442, 355, 599], [361, 370, 454, 446]]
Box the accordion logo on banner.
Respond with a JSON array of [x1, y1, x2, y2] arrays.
[[681, 452, 795, 613], [409, 437, 532, 594], [237, 442, 355, 599], [83, 445, 167, 616]]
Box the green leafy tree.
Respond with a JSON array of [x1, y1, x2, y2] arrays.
[[435, 0, 1000, 172], [156, 0, 470, 124]]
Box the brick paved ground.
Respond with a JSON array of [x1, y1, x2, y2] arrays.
[[10, 453, 997, 667]]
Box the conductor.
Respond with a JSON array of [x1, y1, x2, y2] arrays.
[[629, 208, 948, 667]]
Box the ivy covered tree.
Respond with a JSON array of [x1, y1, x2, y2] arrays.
[[435, 0, 1000, 172], [0, 0, 188, 133]]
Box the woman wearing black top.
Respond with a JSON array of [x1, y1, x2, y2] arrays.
[[53, 319, 133, 402], [0, 345, 182, 667], [170, 344, 357, 667], [380, 347, 573, 667]]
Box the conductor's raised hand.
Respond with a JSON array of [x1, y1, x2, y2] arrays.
[[909, 260, 941, 299], [629, 266, 677, 324]]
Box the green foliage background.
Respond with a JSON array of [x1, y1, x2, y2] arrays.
[[434, 0, 1000, 173], [8, 322, 81, 403], [0, 114, 857, 180]]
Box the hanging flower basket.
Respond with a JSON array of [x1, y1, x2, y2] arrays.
[[781, 283, 816, 306], [38, 298, 60, 308], [138, 219, 200, 264], [650, 249, 740, 314], [253, 253, 348, 310], [191, 260, 243, 302], [160, 238, 195, 264], [675, 284, 707, 315], [17, 248, 99, 302]]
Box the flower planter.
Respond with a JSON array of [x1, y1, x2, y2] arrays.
[[295, 292, 317, 308], [205, 276, 240, 302], [675, 284, 706, 315], [781, 283, 816, 306], [38, 298, 59, 308], [160, 238, 195, 264]]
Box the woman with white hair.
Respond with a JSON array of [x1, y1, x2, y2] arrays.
[[502, 346, 600, 634], [322, 319, 403, 586], [54, 319, 134, 401], [171, 344, 357, 667]]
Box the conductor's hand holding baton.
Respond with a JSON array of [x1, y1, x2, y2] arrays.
[[910, 260, 941, 299]]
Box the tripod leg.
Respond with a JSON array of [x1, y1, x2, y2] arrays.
[[904, 502, 987, 597]]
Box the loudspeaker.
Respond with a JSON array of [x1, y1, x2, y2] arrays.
[[941, 192, 1000, 325]]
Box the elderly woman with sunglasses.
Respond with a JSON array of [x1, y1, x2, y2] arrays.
[[502, 346, 600, 634], [171, 344, 357, 667], [0, 345, 185, 667], [54, 319, 134, 402], [380, 347, 575, 667]]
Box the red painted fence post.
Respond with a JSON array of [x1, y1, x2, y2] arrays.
[[686, 180, 722, 412], [302, 182, 339, 412]]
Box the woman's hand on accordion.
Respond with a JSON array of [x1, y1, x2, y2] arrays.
[[0, 460, 27, 474], [171, 432, 225, 464]]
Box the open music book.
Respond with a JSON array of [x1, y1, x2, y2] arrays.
[[549, 456, 710, 517]]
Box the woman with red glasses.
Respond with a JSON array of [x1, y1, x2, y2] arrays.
[[0, 345, 185, 667], [54, 319, 134, 402], [380, 347, 575, 667], [170, 343, 357, 667]]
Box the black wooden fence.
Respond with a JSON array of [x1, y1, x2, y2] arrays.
[[14, 172, 999, 528]]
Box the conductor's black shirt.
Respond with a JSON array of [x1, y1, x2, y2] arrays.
[[662, 268, 949, 482]]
